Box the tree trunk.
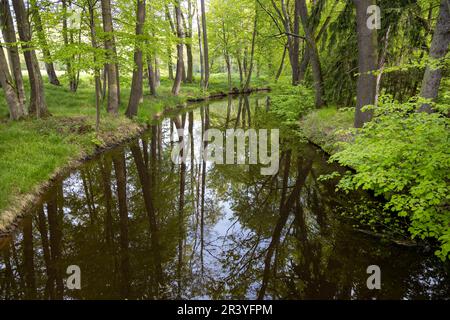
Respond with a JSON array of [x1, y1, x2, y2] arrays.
[[275, 43, 287, 83], [30, 0, 60, 86], [88, 2, 102, 131], [244, 6, 258, 91], [0, 0, 26, 110], [0, 45, 25, 119], [196, 5, 204, 87], [298, 0, 325, 107], [172, 0, 184, 95], [126, 0, 146, 118], [148, 57, 157, 96], [419, 0, 450, 113], [13, 0, 49, 118], [101, 0, 120, 114], [353, 0, 378, 128], [62, 0, 76, 92], [200, 0, 209, 89]]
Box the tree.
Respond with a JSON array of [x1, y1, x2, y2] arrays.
[[172, 0, 184, 95], [30, 0, 60, 86], [353, 0, 378, 128], [298, 0, 325, 107], [200, 0, 210, 89], [0, 0, 26, 110], [13, 0, 49, 117], [101, 0, 120, 114], [0, 44, 25, 119], [418, 0, 450, 113], [126, 0, 146, 117]]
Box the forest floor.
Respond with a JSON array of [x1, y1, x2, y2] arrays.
[[0, 73, 269, 231]]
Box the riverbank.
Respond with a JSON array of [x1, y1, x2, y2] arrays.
[[0, 74, 270, 233]]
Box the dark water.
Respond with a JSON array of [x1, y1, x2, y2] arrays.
[[1, 94, 449, 300]]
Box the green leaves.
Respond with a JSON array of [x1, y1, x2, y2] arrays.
[[331, 95, 450, 260]]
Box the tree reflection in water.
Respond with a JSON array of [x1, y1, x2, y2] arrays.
[[1, 94, 449, 300]]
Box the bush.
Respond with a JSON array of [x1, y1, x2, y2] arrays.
[[330, 96, 450, 260]]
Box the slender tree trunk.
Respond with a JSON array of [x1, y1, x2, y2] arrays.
[[244, 5, 258, 91], [101, 0, 120, 114], [62, 0, 76, 91], [419, 0, 450, 113], [196, 5, 204, 87], [353, 0, 378, 128], [13, 0, 49, 118], [375, 25, 391, 107], [0, 0, 26, 110], [298, 0, 325, 107], [30, 0, 60, 86], [0, 45, 25, 119], [275, 43, 287, 83], [200, 0, 209, 89], [88, 1, 102, 131], [126, 0, 146, 117], [148, 56, 157, 96], [172, 0, 184, 95]]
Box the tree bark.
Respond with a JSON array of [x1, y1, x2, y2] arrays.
[[126, 0, 146, 117], [0, 0, 26, 110], [0, 45, 25, 119], [101, 0, 120, 114], [62, 0, 77, 91], [87, 1, 102, 131], [353, 0, 378, 128], [30, 0, 60, 86], [13, 0, 49, 118], [148, 56, 157, 96], [172, 0, 184, 95], [419, 0, 450, 113], [200, 0, 209, 89], [298, 0, 325, 107]]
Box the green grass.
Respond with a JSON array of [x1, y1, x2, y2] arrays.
[[300, 107, 354, 154], [0, 73, 269, 226]]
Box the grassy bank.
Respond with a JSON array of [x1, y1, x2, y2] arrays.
[[0, 73, 269, 231]]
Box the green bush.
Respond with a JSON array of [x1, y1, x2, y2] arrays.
[[330, 96, 450, 260]]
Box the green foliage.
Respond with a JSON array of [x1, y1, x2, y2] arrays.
[[330, 96, 450, 260], [268, 84, 315, 125]]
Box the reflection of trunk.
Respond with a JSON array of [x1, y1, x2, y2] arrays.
[[47, 188, 63, 299], [23, 215, 36, 299], [258, 155, 312, 299], [200, 106, 209, 273], [130, 143, 163, 291], [100, 157, 114, 247], [37, 205, 55, 299], [112, 151, 131, 299]]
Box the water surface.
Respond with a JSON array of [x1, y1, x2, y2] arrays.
[[1, 94, 449, 300]]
